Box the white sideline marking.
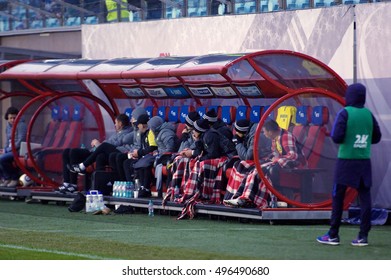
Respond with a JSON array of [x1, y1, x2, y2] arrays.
[[0, 244, 118, 260]]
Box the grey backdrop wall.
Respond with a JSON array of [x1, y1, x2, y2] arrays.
[[82, 3, 391, 209]]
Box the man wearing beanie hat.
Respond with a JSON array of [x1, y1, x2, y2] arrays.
[[224, 118, 272, 208], [185, 111, 200, 128], [225, 118, 306, 209], [204, 108, 233, 140], [177, 111, 200, 152], [317, 83, 382, 246], [177, 118, 237, 219], [232, 119, 271, 161], [163, 111, 201, 202]]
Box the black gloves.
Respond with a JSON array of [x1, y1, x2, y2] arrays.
[[232, 135, 244, 145]]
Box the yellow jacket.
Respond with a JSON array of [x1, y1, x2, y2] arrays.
[[106, 0, 129, 22]]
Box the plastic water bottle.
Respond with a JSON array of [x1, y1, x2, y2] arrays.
[[128, 181, 134, 198], [113, 181, 119, 197], [97, 193, 104, 210], [118, 181, 125, 197], [86, 194, 93, 212], [148, 200, 154, 217], [270, 194, 278, 208], [122, 182, 127, 198]]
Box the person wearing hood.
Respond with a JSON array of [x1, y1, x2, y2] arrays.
[[108, 107, 147, 181], [147, 116, 179, 197], [317, 83, 381, 247], [223, 119, 272, 207], [0, 107, 27, 187], [203, 108, 233, 140], [59, 114, 133, 193], [123, 113, 156, 194]]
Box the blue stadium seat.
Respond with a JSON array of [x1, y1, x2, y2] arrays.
[[207, 105, 222, 118], [221, 106, 236, 125], [145, 106, 157, 118], [62, 105, 71, 121], [72, 105, 83, 121], [158, 106, 169, 121], [237, 7, 245, 14], [197, 106, 206, 118], [311, 106, 329, 126], [179, 105, 195, 123], [295, 106, 312, 126], [168, 106, 180, 123], [250, 106, 263, 123], [236, 106, 249, 121], [124, 108, 133, 119]]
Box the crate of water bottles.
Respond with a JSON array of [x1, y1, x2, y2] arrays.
[[85, 190, 104, 213], [112, 181, 135, 198]]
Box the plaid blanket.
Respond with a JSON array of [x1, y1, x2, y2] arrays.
[[180, 157, 228, 204], [224, 161, 271, 210], [225, 160, 256, 199], [168, 155, 191, 189]]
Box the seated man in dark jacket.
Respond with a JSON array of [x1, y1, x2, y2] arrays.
[[178, 119, 236, 217]]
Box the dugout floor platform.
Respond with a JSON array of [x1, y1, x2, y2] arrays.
[[0, 186, 352, 221]]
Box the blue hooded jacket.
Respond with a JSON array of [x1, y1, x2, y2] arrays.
[[332, 83, 382, 188]]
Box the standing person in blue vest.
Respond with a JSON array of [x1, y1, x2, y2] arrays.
[[317, 83, 382, 246]]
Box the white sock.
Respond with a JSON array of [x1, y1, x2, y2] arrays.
[[79, 163, 86, 170], [63, 182, 69, 187]]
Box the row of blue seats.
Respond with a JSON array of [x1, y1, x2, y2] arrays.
[[295, 105, 329, 127], [124, 104, 330, 127], [124, 105, 272, 126], [50, 105, 83, 122]]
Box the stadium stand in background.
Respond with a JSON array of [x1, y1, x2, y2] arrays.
[[0, 0, 384, 33]]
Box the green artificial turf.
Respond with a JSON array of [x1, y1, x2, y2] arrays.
[[0, 199, 390, 260]]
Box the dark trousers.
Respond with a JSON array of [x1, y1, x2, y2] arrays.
[[123, 158, 137, 182], [62, 143, 119, 184], [109, 152, 128, 181], [137, 166, 154, 190], [329, 181, 372, 239], [62, 148, 91, 184], [0, 151, 19, 180], [83, 142, 118, 169], [123, 157, 154, 189]]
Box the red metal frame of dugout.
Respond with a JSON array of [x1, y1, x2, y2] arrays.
[[0, 50, 351, 209]]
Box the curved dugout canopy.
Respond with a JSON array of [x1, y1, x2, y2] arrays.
[[0, 50, 351, 209], [0, 50, 347, 106]]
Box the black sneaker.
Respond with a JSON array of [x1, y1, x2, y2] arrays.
[[58, 183, 77, 194], [67, 164, 86, 174], [114, 205, 135, 214], [57, 183, 68, 193], [65, 184, 78, 193], [138, 186, 151, 198]]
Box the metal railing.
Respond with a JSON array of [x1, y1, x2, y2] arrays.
[[0, 0, 383, 33]]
